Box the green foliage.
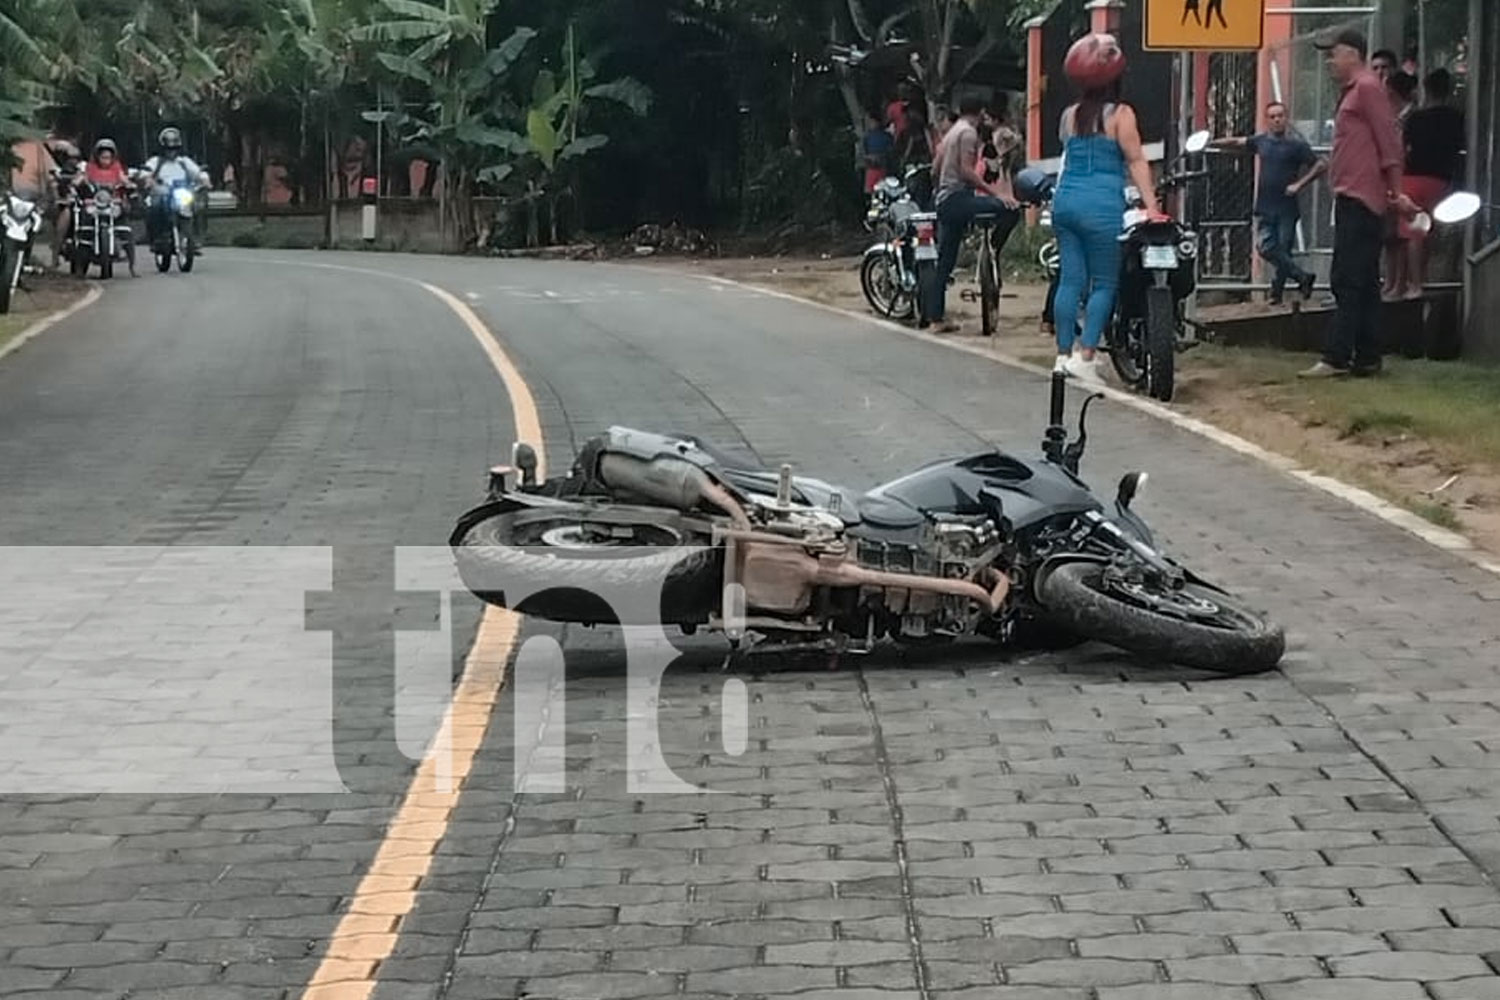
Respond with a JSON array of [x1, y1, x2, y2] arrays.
[[9, 0, 1024, 240]]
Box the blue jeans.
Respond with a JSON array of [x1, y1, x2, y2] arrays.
[[1256, 205, 1308, 298], [1051, 189, 1123, 353], [924, 190, 1018, 323]]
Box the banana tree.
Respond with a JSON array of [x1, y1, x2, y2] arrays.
[[354, 0, 534, 251], [519, 22, 650, 244], [0, 0, 83, 170], [842, 0, 1012, 117], [1, 1, 50, 167]]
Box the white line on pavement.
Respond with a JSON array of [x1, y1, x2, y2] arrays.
[[0, 284, 105, 366]]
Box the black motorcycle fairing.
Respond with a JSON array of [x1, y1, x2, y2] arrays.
[[855, 449, 1102, 532]]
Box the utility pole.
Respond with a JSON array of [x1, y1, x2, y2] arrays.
[[1377, 0, 1408, 62]]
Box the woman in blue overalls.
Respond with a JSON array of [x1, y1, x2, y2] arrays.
[[1051, 33, 1165, 382]]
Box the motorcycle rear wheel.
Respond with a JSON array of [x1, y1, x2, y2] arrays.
[[1038, 561, 1284, 675], [1145, 286, 1176, 402], [454, 508, 722, 626]]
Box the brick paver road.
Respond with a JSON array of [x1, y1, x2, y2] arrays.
[[2, 250, 1497, 999]]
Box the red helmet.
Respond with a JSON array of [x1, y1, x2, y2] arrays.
[[1064, 33, 1126, 91]]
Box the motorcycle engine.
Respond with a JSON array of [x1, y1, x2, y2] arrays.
[[854, 514, 1007, 640]]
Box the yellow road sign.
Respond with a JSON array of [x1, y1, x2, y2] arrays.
[[1145, 0, 1265, 51]]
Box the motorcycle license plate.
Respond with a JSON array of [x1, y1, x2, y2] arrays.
[[915, 242, 937, 261], [1142, 245, 1178, 269]]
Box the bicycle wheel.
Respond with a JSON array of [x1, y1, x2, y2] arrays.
[[979, 236, 999, 337]]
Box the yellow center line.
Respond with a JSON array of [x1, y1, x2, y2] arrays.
[[300, 281, 545, 1000]]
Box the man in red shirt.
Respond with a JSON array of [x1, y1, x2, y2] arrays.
[[1302, 29, 1418, 378]]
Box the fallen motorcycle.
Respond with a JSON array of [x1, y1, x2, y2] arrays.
[[451, 375, 1286, 674]]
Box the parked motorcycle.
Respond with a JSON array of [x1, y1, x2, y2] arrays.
[[1105, 130, 1213, 402], [450, 374, 1286, 674], [860, 166, 938, 324], [1, 190, 44, 314], [60, 177, 137, 280]]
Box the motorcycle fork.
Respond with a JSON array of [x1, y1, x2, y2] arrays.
[[1082, 511, 1180, 585]]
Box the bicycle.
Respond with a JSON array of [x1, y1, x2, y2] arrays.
[[959, 215, 1004, 336]]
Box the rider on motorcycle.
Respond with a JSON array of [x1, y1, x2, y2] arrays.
[[138, 127, 205, 251], [45, 138, 83, 270], [83, 139, 130, 192]]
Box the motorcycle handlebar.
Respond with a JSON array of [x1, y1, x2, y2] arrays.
[[1160, 169, 1210, 190]]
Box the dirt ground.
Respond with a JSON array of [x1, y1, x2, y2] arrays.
[[655, 252, 1500, 558], [0, 273, 90, 349]]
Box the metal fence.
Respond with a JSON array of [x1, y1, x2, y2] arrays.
[[1197, 52, 1260, 282], [1186, 5, 1378, 292]]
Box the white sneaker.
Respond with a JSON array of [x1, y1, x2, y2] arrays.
[[1065, 354, 1105, 384], [1053, 355, 1071, 375]]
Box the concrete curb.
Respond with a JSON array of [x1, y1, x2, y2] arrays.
[[0, 284, 104, 366], [682, 270, 1500, 580]]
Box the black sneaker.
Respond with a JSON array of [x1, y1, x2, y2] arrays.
[[1298, 273, 1316, 300], [1352, 360, 1384, 378], [1268, 292, 1284, 306]]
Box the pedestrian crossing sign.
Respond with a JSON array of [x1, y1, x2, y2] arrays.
[[1145, 0, 1265, 51]]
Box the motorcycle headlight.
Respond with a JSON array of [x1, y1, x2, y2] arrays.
[[172, 188, 195, 208]]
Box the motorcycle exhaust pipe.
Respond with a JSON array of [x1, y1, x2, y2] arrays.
[[722, 529, 1010, 613], [596, 453, 749, 529]]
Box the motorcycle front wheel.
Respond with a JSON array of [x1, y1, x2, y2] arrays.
[[1038, 561, 1284, 675], [860, 254, 913, 322], [0, 238, 23, 314], [1145, 286, 1176, 402], [1107, 314, 1146, 390], [177, 223, 194, 273], [454, 507, 722, 626]]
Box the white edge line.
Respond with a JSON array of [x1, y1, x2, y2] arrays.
[[675, 267, 1500, 580], [0, 284, 105, 365]]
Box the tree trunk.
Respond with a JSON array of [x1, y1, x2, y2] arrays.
[[445, 169, 475, 253], [323, 112, 334, 249]]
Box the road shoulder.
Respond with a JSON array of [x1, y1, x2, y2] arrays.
[[653, 253, 1500, 576]]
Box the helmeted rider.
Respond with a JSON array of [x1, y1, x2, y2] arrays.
[[45, 138, 83, 270], [139, 127, 205, 250], [1048, 32, 1164, 382], [82, 138, 131, 192]]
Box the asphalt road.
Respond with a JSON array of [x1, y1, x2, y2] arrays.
[[0, 249, 1498, 1000]]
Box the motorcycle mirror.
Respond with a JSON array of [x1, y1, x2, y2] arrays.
[[1184, 130, 1211, 155], [512, 442, 539, 487], [1117, 471, 1148, 509], [1433, 191, 1482, 226]]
